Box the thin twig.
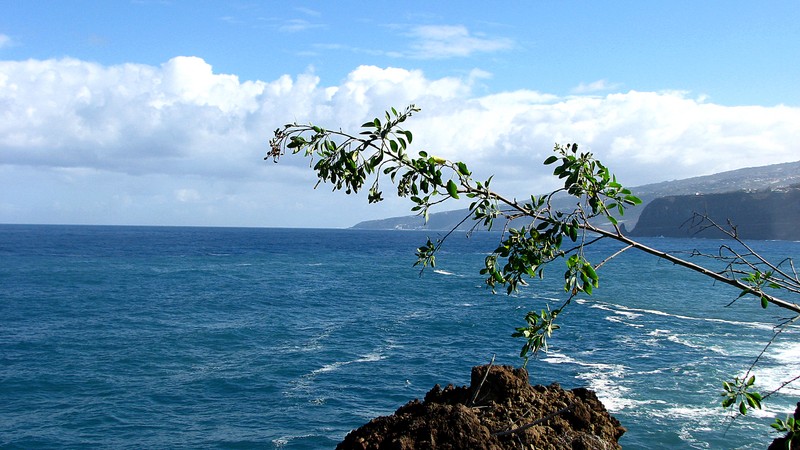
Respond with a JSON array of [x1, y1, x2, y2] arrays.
[[595, 244, 634, 271], [468, 354, 496, 407], [763, 373, 800, 401]]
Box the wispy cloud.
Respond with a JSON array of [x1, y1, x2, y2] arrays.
[[278, 18, 324, 33], [405, 25, 514, 59], [571, 79, 622, 94], [0, 34, 13, 49], [294, 7, 321, 17], [219, 15, 243, 25]]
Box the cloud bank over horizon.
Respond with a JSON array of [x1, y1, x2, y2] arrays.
[[2, 56, 799, 227]]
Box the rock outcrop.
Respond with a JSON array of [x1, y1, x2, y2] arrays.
[[768, 401, 799, 450], [337, 365, 625, 450]]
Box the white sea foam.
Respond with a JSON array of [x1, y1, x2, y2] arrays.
[[592, 303, 645, 328], [604, 315, 644, 328], [433, 269, 455, 276], [542, 352, 577, 365], [312, 361, 346, 375], [543, 352, 634, 412], [666, 334, 704, 350], [272, 434, 316, 448], [651, 405, 720, 420], [648, 329, 672, 336], [752, 341, 800, 396], [311, 351, 385, 375], [594, 300, 775, 331], [299, 323, 342, 352], [590, 303, 643, 320], [768, 340, 800, 364]]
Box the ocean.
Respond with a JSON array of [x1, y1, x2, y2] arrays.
[[1, 224, 798, 449]]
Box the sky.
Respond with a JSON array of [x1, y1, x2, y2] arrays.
[[1, 1, 799, 228]]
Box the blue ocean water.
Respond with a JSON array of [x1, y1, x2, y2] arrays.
[[0, 224, 798, 449]]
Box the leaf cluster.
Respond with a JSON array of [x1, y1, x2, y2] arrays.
[[512, 307, 560, 367], [268, 105, 482, 227], [721, 375, 763, 416]]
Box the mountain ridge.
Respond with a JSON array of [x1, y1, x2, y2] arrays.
[[351, 160, 800, 232]]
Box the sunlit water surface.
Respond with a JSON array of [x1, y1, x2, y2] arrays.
[[1, 225, 797, 449]]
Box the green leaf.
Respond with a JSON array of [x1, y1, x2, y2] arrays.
[[761, 296, 769, 309], [543, 155, 559, 165], [447, 180, 460, 199], [569, 226, 578, 242], [739, 401, 747, 415], [624, 194, 642, 205], [583, 263, 598, 283], [456, 162, 471, 176]]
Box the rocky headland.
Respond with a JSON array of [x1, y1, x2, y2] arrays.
[[336, 364, 625, 450], [628, 185, 800, 240], [351, 160, 800, 241]]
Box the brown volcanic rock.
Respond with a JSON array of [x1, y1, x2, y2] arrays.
[[768, 402, 800, 450], [337, 365, 625, 450]]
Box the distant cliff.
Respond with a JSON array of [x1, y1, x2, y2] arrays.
[[352, 160, 800, 233], [629, 185, 800, 240]]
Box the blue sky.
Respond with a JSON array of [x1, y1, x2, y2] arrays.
[[1, 1, 799, 227]]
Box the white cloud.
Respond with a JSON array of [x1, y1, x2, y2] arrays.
[[1, 56, 798, 227], [406, 25, 514, 59]]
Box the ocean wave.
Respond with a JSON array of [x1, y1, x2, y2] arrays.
[[433, 269, 455, 276], [767, 340, 800, 365], [665, 334, 727, 355], [543, 352, 633, 412], [310, 351, 385, 376], [590, 303, 643, 320], [589, 300, 775, 331], [298, 323, 343, 353], [752, 342, 800, 396], [271, 434, 319, 448], [647, 329, 672, 336], [604, 315, 644, 328]]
